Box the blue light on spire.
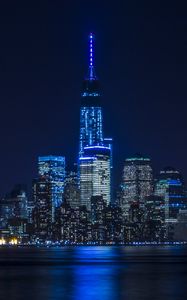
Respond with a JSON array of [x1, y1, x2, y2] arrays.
[[89, 32, 94, 79], [79, 33, 103, 157]]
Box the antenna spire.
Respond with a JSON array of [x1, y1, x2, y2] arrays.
[[89, 33, 95, 80]]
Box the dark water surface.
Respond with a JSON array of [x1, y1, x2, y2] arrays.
[[0, 246, 187, 300]]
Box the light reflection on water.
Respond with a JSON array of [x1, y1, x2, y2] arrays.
[[0, 246, 187, 300]]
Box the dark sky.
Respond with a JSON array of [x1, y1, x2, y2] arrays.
[[0, 0, 187, 196]]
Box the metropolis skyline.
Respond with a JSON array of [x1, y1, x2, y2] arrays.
[[0, 1, 187, 197], [0, 3, 187, 300]]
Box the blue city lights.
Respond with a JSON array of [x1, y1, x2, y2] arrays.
[[38, 155, 65, 162], [82, 92, 99, 97], [89, 32, 94, 71], [84, 146, 110, 150], [79, 105, 103, 156], [79, 156, 96, 160], [38, 156, 66, 208], [170, 203, 185, 207], [168, 180, 182, 186]]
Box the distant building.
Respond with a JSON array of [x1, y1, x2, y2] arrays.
[[91, 195, 106, 243], [145, 195, 165, 223], [33, 156, 65, 240], [33, 179, 53, 240], [154, 167, 186, 221], [174, 210, 187, 241], [7, 217, 29, 241], [104, 203, 123, 244], [144, 195, 166, 241], [79, 146, 111, 210], [124, 202, 145, 242], [38, 156, 65, 207], [121, 154, 153, 218], [154, 167, 186, 240], [104, 137, 114, 202], [64, 171, 80, 209], [55, 202, 91, 244], [0, 184, 28, 228]]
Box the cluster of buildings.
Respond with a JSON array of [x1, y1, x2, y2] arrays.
[[0, 34, 187, 245]]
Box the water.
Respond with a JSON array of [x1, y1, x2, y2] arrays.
[[0, 246, 187, 300]]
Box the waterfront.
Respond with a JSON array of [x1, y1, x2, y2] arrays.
[[0, 246, 187, 300]]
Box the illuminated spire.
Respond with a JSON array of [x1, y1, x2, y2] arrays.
[[81, 32, 100, 98], [89, 33, 94, 67], [88, 32, 96, 80]]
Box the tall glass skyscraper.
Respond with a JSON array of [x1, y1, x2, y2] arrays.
[[79, 33, 103, 157], [34, 156, 65, 239], [38, 156, 65, 208], [121, 154, 153, 218], [79, 146, 111, 210], [78, 34, 112, 210]]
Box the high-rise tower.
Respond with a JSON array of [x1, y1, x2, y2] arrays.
[[79, 34, 112, 209], [154, 167, 186, 221], [121, 154, 153, 218], [79, 146, 111, 210], [79, 33, 103, 157], [33, 156, 65, 240]]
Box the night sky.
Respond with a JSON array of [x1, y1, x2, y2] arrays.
[[0, 1, 187, 196]]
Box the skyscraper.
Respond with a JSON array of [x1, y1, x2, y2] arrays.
[[91, 195, 107, 243], [79, 146, 111, 210], [34, 156, 65, 240], [104, 137, 114, 201], [38, 156, 65, 208], [121, 154, 153, 218], [0, 184, 28, 228], [79, 33, 103, 157], [154, 167, 186, 221], [78, 34, 112, 211], [64, 171, 80, 209]]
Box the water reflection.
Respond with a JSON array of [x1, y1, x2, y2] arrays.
[[72, 247, 121, 300], [0, 246, 187, 300]]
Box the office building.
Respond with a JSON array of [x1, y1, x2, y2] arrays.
[[121, 154, 153, 218], [64, 171, 80, 209], [154, 167, 186, 221], [79, 146, 111, 210], [34, 156, 65, 240], [0, 184, 28, 228]]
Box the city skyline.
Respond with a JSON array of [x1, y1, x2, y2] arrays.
[[0, 3, 187, 300], [0, 29, 186, 244], [1, 1, 187, 196]]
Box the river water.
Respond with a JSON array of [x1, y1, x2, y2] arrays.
[[0, 246, 186, 300]]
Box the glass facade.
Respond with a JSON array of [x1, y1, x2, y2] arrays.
[[34, 156, 65, 239], [38, 156, 65, 208], [64, 171, 80, 209], [0, 184, 28, 228], [79, 146, 111, 210], [122, 155, 153, 217], [79, 34, 103, 157], [79, 156, 95, 210], [79, 83, 103, 156], [33, 179, 53, 239], [79, 35, 111, 210], [154, 167, 186, 221]]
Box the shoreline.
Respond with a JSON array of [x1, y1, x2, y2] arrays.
[[0, 241, 186, 248]]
